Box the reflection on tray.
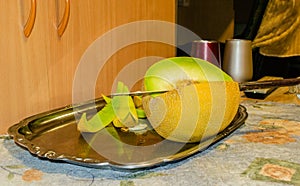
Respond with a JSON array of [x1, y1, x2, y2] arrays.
[[8, 97, 247, 170]]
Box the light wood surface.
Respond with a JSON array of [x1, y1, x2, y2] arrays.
[[0, 0, 175, 134], [0, 0, 52, 133]]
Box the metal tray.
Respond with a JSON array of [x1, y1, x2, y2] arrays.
[[8, 98, 247, 170]]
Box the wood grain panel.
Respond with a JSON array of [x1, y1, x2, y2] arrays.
[[0, 0, 175, 134], [0, 1, 51, 133]]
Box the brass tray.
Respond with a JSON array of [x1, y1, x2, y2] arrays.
[[8, 98, 247, 170]]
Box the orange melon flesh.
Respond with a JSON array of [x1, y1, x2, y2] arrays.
[[142, 81, 240, 143]]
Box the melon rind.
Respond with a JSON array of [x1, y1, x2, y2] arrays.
[[142, 57, 240, 143]]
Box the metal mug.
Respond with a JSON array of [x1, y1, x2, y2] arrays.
[[190, 40, 221, 68], [222, 39, 253, 82]]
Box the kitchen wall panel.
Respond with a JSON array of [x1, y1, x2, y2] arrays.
[[0, 0, 175, 133]]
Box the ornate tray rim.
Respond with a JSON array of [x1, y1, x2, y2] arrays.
[[8, 99, 248, 170]]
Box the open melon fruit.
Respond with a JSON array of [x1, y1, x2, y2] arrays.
[[142, 57, 240, 143]]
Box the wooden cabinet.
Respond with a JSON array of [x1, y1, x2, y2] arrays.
[[0, 0, 175, 133]]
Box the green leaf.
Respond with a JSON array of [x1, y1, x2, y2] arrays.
[[136, 108, 146, 118], [77, 102, 116, 133], [112, 82, 138, 127], [77, 81, 139, 133]]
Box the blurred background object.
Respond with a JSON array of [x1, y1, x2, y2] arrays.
[[177, 0, 300, 80]]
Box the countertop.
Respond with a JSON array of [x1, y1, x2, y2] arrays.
[[1, 87, 300, 186]]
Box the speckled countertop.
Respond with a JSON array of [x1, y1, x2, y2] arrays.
[[1, 92, 300, 186]]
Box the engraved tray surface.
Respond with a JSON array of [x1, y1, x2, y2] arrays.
[[8, 98, 247, 170]]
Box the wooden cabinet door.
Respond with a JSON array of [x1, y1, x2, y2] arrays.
[[0, 0, 175, 134], [48, 0, 176, 105], [0, 0, 52, 133]]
